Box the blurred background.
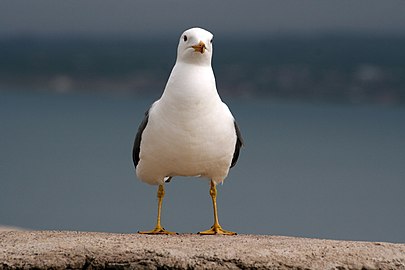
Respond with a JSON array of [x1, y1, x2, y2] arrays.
[[1, 0, 404, 242]]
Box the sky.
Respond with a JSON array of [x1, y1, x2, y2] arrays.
[[1, 0, 405, 37]]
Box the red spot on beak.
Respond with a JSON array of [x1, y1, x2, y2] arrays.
[[192, 41, 206, 54]]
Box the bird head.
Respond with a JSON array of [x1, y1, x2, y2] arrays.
[[176, 27, 213, 66]]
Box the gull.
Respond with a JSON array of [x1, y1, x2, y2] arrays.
[[132, 27, 243, 235]]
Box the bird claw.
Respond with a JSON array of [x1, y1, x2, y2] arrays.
[[198, 224, 237, 235], [138, 226, 177, 235]]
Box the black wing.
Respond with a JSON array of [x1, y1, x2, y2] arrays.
[[230, 121, 244, 168], [132, 109, 149, 168]]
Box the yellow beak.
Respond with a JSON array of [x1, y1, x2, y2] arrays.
[[192, 41, 206, 54]]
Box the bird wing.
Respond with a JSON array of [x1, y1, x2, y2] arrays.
[[132, 109, 149, 168], [230, 120, 244, 168]]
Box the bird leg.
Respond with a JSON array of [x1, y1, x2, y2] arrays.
[[198, 180, 237, 235], [138, 184, 176, 235]]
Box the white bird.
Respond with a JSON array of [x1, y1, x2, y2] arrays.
[[133, 27, 243, 235]]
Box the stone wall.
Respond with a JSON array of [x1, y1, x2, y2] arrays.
[[1, 231, 404, 269]]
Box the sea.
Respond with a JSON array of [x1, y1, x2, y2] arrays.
[[1, 90, 404, 243], [0, 35, 404, 242]]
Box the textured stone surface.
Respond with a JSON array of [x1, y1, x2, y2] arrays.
[[1, 231, 404, 269]]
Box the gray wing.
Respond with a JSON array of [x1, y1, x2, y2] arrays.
[[132, 109, 149, 168], [230, 120, 244, 168]]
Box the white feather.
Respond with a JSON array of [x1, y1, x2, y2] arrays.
[[136, 28, 237, 185]]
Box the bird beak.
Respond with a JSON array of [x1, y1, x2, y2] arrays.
[[192, 41, 206, 54]]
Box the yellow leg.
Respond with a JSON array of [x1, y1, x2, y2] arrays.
[[198, 180, 237, 235], [138, 184, 176, 235]]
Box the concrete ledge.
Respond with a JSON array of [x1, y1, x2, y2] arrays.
[[1, 231, 404, 269]]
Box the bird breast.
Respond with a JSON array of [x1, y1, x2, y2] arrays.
[[147, 98, 236, 163], [138, 63, 236, 179]]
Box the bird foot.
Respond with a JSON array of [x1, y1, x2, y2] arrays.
[[138, 226, 177, 235], [198, 224, 237, 235]]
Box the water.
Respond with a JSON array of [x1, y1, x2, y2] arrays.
[[1, 91, 404, 243]]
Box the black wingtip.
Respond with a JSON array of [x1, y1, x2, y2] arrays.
[[132, 109, 150, 168], [230, 121, 243, 168]]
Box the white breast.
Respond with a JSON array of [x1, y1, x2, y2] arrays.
[[136, 63, 237, 185]]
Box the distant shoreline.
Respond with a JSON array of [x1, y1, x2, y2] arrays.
[[1, 36, 404, 105]]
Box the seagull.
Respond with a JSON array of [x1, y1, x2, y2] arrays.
[[132, 27, 243, 235]]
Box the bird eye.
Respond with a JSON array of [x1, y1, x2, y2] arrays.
[[183, 35, 188, 42], [210, 38, 213, 43]]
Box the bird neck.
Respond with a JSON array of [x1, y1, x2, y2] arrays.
[[161, 63, 221, 107], [176, 52, 212, 66]]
